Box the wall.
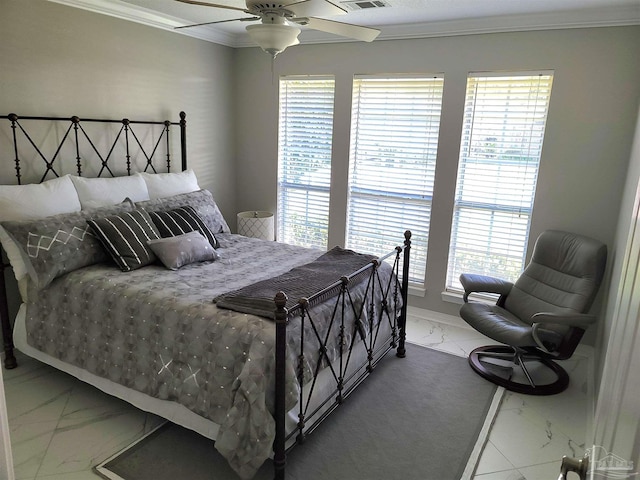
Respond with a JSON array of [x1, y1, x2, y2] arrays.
[[0, 0, 237, 219], [0, 0, 237, 324], [234, 27, 640, 326]]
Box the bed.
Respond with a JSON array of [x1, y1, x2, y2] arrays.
[[0, 112, 411, 480]]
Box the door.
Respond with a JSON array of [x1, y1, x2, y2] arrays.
[[587, 174, 640, 479], [559, 110, 640, 480]]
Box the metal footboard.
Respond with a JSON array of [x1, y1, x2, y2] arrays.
[[273, 230, 412, 480]]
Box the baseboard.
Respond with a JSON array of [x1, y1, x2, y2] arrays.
[[407, 305, 472, 330]]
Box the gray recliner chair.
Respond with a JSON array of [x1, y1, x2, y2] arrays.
[[459, 230, 607, 395]]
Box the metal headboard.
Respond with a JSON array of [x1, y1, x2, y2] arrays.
[[5, 111, 187, 183], [1, 111, 188, 368]]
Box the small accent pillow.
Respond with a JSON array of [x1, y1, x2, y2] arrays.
[[136, 189, 231, 234], [137, 169, 199, 199], [1, 201, 134, 290], [147, 231, 218, 270], [148, 206, 219, 248], [88, 209, 161, 272], [71, 174, 150, 209]]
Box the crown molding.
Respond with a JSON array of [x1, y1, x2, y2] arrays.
[[268, 5, 640, 47], [49, 0, 640, 49], [48, 0, 238, 46]]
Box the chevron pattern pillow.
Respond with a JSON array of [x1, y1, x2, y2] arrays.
[[0, 201, 134, 290]]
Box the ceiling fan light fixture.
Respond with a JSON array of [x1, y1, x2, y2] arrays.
[[246, 23, 301, 57]]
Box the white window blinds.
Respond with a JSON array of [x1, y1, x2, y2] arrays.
[[278, 76, 335, 249], [347, 75, 444, 284], [446, 72, 554, 291]]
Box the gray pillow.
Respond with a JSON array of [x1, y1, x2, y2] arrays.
[[136, 189, 230, 234], [88, 209, 161, 272], [148, 206, 219, 248], [1, 201, 134, 290], [147, 231, 218, 270]]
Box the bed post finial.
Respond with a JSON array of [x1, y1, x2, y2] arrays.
[[273, 291, 288, 480]]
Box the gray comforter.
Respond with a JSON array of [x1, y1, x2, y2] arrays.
[[23, 234, 399, 478]]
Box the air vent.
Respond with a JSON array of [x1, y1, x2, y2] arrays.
[[340, 0, 390, 11]]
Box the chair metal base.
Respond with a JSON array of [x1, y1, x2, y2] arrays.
[[468, 345, 570, 395]]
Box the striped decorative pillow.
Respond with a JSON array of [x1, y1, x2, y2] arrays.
[[148, 206, 219, 249], [88, 209, 161, 271]]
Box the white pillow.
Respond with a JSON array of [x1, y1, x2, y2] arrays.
[[0, 174, 81, 221], [0, 175, 82, 281], [138, 169, 200, 200], [70, 174, 150, 209]]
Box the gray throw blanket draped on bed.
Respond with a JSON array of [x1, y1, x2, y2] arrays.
[[214, 246, 377, 319]]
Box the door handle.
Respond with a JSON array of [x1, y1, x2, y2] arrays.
[[558, 454, 589, 480]]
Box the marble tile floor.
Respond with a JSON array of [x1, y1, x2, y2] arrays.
[[3, 310, 591, 480], [406, 309, 592, 480]]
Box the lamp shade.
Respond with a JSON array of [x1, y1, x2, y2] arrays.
[[237, 211, 275, 240], [246, 24, 301, 57]]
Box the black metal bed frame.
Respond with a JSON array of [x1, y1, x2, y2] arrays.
[[0, 112, 411, 480], [0, 112, 187, 370]]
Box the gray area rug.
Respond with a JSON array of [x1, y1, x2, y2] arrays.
[[96, 344, 500, 480]]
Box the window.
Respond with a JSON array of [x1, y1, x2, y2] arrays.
[[446, 72, 554, 291], [278, 76, 335, 249], [347, 75, 444, 284]]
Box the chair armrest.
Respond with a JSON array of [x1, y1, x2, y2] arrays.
[[531, 312, 597, 353], [531, 312, 597, 329], [459, 273, 513, 302]]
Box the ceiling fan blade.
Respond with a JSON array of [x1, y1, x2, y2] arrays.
[[284, 0, 347, 18], [298, 17, 380, 42], [175, 0, 248, 13], [174, 16, 259, 29]]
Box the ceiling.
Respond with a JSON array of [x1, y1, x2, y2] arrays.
[[49, 0, 640, 47]]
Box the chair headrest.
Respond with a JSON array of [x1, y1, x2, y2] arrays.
[[531, 230, 607, 286]]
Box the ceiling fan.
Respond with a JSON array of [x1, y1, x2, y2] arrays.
[[174, 0, 381, 57]]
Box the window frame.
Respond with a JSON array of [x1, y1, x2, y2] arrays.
[[446, 71, 554, 293], [277, 75, 336, 249], [346, 74, 445, 286]]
